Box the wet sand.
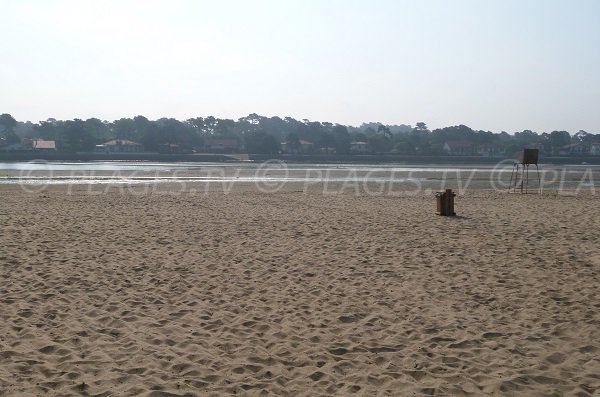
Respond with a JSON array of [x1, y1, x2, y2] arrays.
[[0, 184, 599, 396]]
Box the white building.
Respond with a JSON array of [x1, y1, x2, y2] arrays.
[[350, 141, 369, 154], [96, 139, 143, 153]]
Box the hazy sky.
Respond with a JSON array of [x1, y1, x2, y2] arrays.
[[1, 0, 599, 132]]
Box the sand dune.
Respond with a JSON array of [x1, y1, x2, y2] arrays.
[[1, 185, 599, 396]]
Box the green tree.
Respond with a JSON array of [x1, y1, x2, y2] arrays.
[[0, 113, 19, 145], [84, 118, 110, 144], [140, 123, 161, 151], [351, 132, 369, 143], [368, 134, 391, 153], [394, 140, 413, 154], [245, 130, 280, 154], [154, 118, 196, 149], [331, 124, 351, 154], [431, 125, 475, 145], [0, 113, 17, 133], [377, 124, 392, 139], [415, 122, 428, 132], [318, 131, 336, 154], [33, 119, 61, 141], [60, 119, 95, 152], [133, 116, 150, 139], [574, 130, 592, 145], [549, 130, 571, 154], [284, 132, 301, 153], [112, 118, 136, 141], [214, 119, 237, 137]]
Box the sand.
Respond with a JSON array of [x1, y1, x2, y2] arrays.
[[0, 184, 599, 396]]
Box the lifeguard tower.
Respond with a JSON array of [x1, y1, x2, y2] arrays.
[[508, 148, 541, 193]]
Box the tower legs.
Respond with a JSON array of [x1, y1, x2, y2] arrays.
[[508, 162, 540, 193]]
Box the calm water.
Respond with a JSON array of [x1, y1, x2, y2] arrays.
[[0, 161, 598, 187], [0, 161, 519, 172]]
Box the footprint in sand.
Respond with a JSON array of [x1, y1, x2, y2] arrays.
[[590, 254, 600, 266]]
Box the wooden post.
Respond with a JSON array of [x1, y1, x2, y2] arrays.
[[436, 191, 446, 215], [445, 189, 456, 216]]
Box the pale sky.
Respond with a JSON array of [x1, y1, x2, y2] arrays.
[[1, 0, 599, 132]]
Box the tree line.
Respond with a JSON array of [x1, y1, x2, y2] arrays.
[[0, 113, 598, 156]]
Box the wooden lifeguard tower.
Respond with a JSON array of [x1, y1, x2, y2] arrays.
[[508, 148, 541, 193]]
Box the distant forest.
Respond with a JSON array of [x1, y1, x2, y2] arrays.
[[1, 112, 599, 156]]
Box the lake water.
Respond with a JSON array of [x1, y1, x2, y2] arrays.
[[0, 161, 598, 188], [0, 161, 509, 172]]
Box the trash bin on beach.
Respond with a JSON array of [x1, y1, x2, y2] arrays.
[[435, 189, 456, 216]]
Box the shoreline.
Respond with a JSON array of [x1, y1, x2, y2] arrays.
[[3, 152, 600, 165]]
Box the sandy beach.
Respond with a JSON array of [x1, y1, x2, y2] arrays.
[[1, 184, 599, 396]]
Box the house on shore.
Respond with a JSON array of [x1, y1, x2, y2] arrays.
[[590, 143, 600, 156], [204, 138, 239, 152], [476, 144, 503, 157], [318, 146, 336, 155], [350, 141, 369, 154], [96, 139, 143, 153], [281, 140, 314, 154], [443, 141, 473, 156], [158, 143, 182, 154], [1, 138, 56, 152], [32, 139, 57, 152], [558, 143, 587, 156]]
